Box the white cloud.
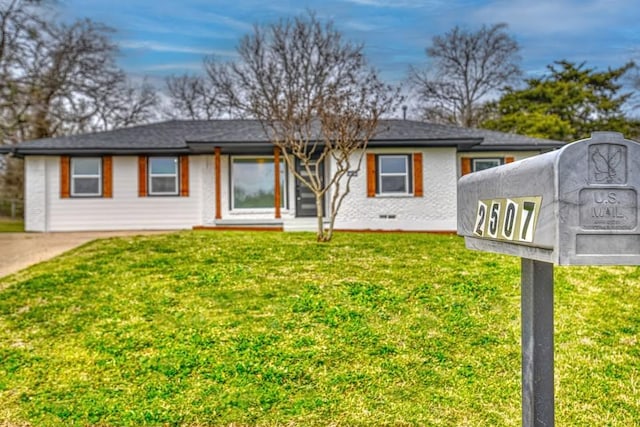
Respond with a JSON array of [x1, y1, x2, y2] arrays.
[[470, 0, 638, 36], [193, 11, 253, 32], [120, 41, 237, 58], [120, 15, 240, 40], [143, 62, 206, 72], [343, 20, 381, 32], [455, 0, 640, 76], [341, 0, 439, 7]]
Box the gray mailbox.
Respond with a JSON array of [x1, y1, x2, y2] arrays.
[[458, 131, 640, 265], [457, 132, 640, 427]]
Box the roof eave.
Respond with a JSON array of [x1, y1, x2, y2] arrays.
[[187, 138, 483, 149], [10, 147, 191, 158], [368, 138, 482, 150], [466, 144, 562, 152]]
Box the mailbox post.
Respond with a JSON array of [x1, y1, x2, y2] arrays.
[[457, 132, 640, 426]]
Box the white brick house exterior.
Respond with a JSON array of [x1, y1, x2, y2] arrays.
[[3, 120, 562, 232]]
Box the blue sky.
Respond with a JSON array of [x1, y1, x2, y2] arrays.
[[55, 0, 640, 87]]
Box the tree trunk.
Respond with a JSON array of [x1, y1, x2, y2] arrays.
[[325, 213, 335, 242], [316, 194, 326, 242]]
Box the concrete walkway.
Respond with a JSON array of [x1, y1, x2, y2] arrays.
[[0, 231, 169, 279]]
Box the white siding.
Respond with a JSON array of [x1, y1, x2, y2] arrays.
[[200, 154, 216, 225], [24, 149, 548, 232], [25, 157, 48, 232], [334, 147, 459, 231], [31, 155, 210, 232]]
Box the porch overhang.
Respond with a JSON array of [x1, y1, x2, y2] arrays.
[[186, 140, 275, 155], [185, 137, 482, 153]]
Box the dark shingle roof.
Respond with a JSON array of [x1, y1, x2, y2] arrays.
[[3, 119, 563, 156], [462, 127, 562, 150], [7, 121, 209, 154]]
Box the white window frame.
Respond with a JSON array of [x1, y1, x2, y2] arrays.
[[378, 154, 410, 195], [472, 158, 503, 172], [71, 157, 102, 197], [231, 156, 287, 211], [148, 157, 179, 196]]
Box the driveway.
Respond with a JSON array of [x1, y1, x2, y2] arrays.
[[0, 231, 170, 278]]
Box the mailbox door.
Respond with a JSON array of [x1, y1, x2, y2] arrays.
[[558, 132, 640, 265]]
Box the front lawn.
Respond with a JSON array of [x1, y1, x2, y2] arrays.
[[0, 231, 639, 426], [0, 217, 24, 232]]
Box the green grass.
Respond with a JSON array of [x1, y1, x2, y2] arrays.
[[0, 218, 24, 232], [0, 231, 639, 426]]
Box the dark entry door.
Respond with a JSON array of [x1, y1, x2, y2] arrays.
[[295, 159, 324, 217]]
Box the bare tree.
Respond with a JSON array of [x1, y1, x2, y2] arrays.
[[203, 12, 399, 241], [0, 0, 159, 201], [18, 18, 159, 137], [93, 78, 159, 131], [0, 0, 44, 207], [409, 23, 521, 127], [165, 73, 221, 119], [0, 0, 42, 144], [1, 1, 159, 142], [317, 80, 392, 240]]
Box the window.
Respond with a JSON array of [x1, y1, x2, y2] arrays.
[[71, 157, 101, 196], [138, 156, 188, 197], [148, 157, 179, 195], [473, 158, 503, 172], [61, 156, 111, 199], [366, 153, 422, 198], [378, 155, 411, 194], [232, 157, 286, 209], [461, 156, 514, 176]]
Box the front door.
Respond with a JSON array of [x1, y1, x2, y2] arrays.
[[295, 159, 324, 217]]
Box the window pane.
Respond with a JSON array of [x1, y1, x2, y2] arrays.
[[151, 176, 177, 193], [381, 176, 407, 193], [380, 156, 407, 174], [279, 166, 286, 208], [150, 157, 177, 174], [474, 159, 501, 172], [73, 177, 100, 195], [73, 158, 100, 175], [233, 158, 285, 209]]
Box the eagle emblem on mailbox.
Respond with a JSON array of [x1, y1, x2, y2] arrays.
[[589, 143, 626, 184]]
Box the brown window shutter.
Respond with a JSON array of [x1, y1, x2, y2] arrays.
[[461, 157, 472, 176], [180, 155, 189, 197], [413, 153, 423, 197], [102, 156, 113, 198], [138, 156, 147, 197], [60, 156, 70, 198], [366, 153, 376, 197], [505, 156, 515, 164]]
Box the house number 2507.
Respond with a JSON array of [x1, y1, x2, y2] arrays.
[[473, 196, 542, 243]]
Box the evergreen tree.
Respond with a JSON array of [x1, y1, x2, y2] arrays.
[[482, 61, 639, 141]]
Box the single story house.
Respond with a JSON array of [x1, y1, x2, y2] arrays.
[[0, 119, 563, 232]]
